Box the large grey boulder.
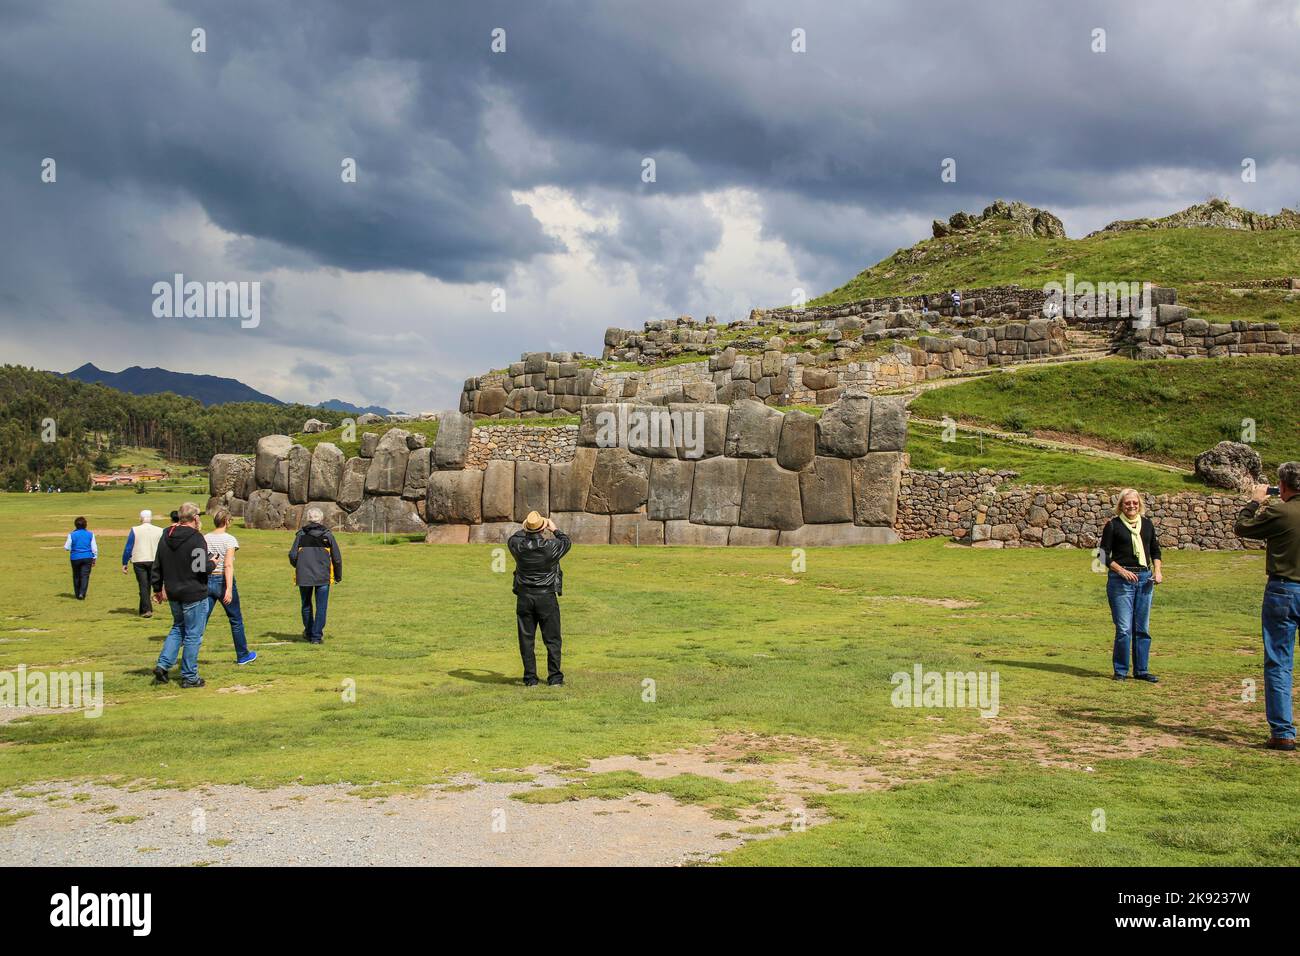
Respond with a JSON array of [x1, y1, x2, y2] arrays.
[[245, 489, 291, 530], [481, 460, 516, 521], [578, 403, 635, 448], [610, 513, 665, 545], [209, 454, 247, 497], [778, 523, 899, 546], [273, 459, 289, 494], [287, 444, 312, 505], [342, 495, 427, 534], [816, 395, 871, 457], [550, 512, 611, 545], [255, 435, 292, 489], [851, 452, 903, 526], [302, 418, 331, 434], [550, 447, 597, 512], [308, 442, 345, 502], [359, 432, 380, 458], [647, 458, 695, 521], [739, 459, 803, 530], [336, 457, 369, 512], [868, 395, 909, 452], [586, 448, 650, 514], [426, 469, 484, 524], [725, 400, 783, 458], [433, 411, 474, 469], [664, 521, 730, 546], [626, 407, 680, 458], [513, 460, 551, 520], [475, 386, 509, 416], [402, 447, 433, 500], [689, 456, 747, 525], [1194, 441, 1265, 490], [670, 403, 727, 459], [799, 456, 853, 523], [776, 409, 817, 471], [365, 429, 411, 495]]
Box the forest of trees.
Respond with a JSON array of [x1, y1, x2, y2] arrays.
[[0, 365, 337, 491]]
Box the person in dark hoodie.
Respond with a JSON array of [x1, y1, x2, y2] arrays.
[[289, 507, 343, 644], [150, 502, 213, 688], [507, 511, 572, 686]]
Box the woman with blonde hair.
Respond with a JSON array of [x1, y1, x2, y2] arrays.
[[1099, 489, 1163, 682]]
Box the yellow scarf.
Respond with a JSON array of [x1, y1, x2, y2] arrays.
[[1119, 513, 1146, 568]]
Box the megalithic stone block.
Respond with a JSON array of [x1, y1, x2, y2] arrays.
[[481, 460, 515, 521], [433, 411, 474, 469], [851, 451, 904, 526], [725, 400, 782, 458], [867, 396, 908, 452], [255, 435, 292, 489], [364, 429, 411, 495], [689, 456, 746, 525], [586, 447, 650, 514], [739, 458, 803, 530], [647, 458, 694, 521], [426, 468, 484, 524], [550, 447, 597, 512], [513, 460, 551, 521], [307, 443, 345, 503], [776, 409, 816, 471], [798, 455, 853, 523], [609, 512, 665, 545], [816, 394, 871, 457]]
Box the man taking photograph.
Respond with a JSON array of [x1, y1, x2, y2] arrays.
[[1235, 462, 1300, 751]]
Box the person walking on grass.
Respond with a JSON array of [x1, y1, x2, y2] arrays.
[[289, 507, 342, 645], [121, 509, 163, 618], [508, 511, 572, 687], [205, 509, 256, 665], [150, 502, 212, 688], [63, 516, 97, 600], [1234, 462, 1300, 752], [1099, 489, 1163, 683]]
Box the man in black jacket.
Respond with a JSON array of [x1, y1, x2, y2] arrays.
[[290, 507, 343, 644], [508, 511, 572, 686], [150, 502, 213, 687]]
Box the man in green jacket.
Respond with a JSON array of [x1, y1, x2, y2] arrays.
[[1234, 461, 1300, 751]]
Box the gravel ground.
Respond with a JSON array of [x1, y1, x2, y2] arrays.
[[0, 771, 792, 867]]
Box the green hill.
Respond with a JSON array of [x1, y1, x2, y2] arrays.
[[909, 356, 1300, 471], [810, 199, 1300, 330]]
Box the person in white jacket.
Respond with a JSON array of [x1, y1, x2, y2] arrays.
[[121, 510, 164, 617]]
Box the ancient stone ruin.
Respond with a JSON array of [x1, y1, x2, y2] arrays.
[[211, 393, 908, 547]]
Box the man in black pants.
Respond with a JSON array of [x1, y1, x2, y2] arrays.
[[508, 511, 572, 687]]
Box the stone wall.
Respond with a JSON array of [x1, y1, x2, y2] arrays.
[[213, 397, 910, 546], [898, 469, 1259, 551], [462, 318, 1069, 417], [1120, 305, 1298, 358]]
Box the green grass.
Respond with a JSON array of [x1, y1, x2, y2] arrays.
[[905, 424, 1203, 494], [0, 487, 1291, 865], [811, 225, 1300, 307], [910, 356, 1300, 469]]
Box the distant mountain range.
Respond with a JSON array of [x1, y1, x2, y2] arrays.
[[61, 363, 395, 415]]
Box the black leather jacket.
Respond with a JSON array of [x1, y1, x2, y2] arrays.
[[508, 529, 572, 595]]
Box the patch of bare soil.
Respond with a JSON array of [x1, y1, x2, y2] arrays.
[[862, 595, 981, 609]]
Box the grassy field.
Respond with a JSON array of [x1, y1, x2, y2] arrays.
[[910, 356, 1300, 469], [0, 487, 1293, 865]]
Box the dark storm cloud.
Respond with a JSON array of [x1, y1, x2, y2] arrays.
[[1, 0, 1297, 409]]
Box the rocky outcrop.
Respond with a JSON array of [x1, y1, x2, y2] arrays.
[[1092, 198, 1300, 236]]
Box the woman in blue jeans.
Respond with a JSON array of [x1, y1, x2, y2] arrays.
[[1099, 489, 1164, 682], [204, 509, 256, 665]]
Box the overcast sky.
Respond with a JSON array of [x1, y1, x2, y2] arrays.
[[2, 0, 1298, 412]]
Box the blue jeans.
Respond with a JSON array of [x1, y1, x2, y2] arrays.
[[300, 585, 330, 641], [206, 576, 249, 660], [1262, 579, 1300, 739], [1108, 570, 1154, 677], [156, 598, 209, 682]]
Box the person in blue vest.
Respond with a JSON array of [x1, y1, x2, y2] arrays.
[[63, 516, 98, 600]]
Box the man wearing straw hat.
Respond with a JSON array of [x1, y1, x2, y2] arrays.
[[507, 512, 572, 687]]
